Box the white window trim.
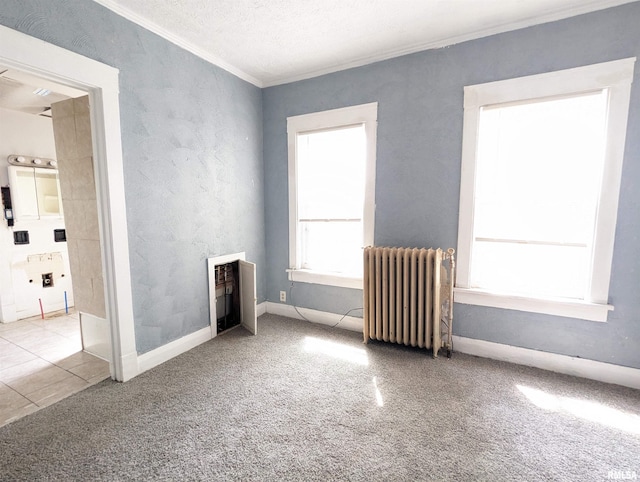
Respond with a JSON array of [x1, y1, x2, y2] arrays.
[[287, 102, 377, 289], [285, 268, 364, 290], [456, 58, 635, 322]]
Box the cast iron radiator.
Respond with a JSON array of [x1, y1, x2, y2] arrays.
[[363, 246, 455, 357]]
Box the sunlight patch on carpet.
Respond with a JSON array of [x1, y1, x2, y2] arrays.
[[303, 336, 369, 366], [373, 377, 384, 407], [517, 385, 640, 435]]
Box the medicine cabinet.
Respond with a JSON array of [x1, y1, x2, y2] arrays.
[[8, 166, 63, 221]]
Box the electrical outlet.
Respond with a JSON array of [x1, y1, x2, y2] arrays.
[[280, 290, 286, 302]]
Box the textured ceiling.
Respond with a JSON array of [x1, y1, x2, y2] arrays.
[[95, 0, 636, 87]]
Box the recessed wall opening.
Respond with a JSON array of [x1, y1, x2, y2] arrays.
[[214, 261, 241, 334], [41, 272, 53, 288], [207, 252, 257, 337]]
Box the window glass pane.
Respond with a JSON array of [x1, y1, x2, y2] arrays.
[[471, 241, 589, 299], [471, 91, 608, 298], [298, 125, 365, 220], [297, 124, 367, 275], [300, 220, 362, 276], [475, 91, 607, 244]]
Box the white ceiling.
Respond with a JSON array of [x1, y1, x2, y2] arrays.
[[94, 0, 636, 87]]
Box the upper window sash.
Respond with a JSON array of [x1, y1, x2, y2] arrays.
[[456, 58, 635, 321]]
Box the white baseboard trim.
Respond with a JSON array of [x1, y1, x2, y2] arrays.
[[264, 301, 363, 333], [264, 303, 638, 390], [119, 351, 139, 382], [452, 335, 640, 390], [137, 326, 212, 375], [136, 303, 268, 378], [132, 302, 639, 390]]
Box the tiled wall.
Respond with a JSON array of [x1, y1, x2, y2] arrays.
[[51, 96, 105, 319]]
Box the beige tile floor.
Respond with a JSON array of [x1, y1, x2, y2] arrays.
[[0, 309, 110, 427]]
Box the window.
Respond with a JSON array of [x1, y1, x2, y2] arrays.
[[456, 58, 635, 321], [287, 103, 377, 289]]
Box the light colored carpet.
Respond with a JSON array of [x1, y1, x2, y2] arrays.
[[1, 313, 638, 481]]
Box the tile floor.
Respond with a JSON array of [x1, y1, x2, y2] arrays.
[[0, 309, 110, 427]]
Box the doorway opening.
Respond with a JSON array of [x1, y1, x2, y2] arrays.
[[0, 25, 137, 383], [0, 70, 108, 355], [0, 71, 112, 426]]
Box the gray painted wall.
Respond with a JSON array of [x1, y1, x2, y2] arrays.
[[0, 1, 266, 354], [263, 3, 640, 369], [2, 1, 638, 369]]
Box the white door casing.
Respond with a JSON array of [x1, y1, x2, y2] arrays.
[[0, 25, 138, 381]]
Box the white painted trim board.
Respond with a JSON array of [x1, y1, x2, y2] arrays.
[[137, 326, 212, 375], [266, 302, 639, 390], [129, 299, 639, 391], [265, 301, 363, 333], [93, 0, 635, 88], [92, 0, 262, 87], [137, 302, 268, 375], [452, 336, 640, 390]]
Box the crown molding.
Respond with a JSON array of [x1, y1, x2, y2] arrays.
[[92, 0, 263, 87], [93, 0, 633, 89], [261, 0, 636, 87]]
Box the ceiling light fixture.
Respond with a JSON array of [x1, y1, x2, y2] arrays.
[[7, 154, 58, 169], [33, 87, 51, 96]]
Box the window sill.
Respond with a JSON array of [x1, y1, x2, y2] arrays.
[[453, 288, 613, 322], [286, 269, 363, 290]]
